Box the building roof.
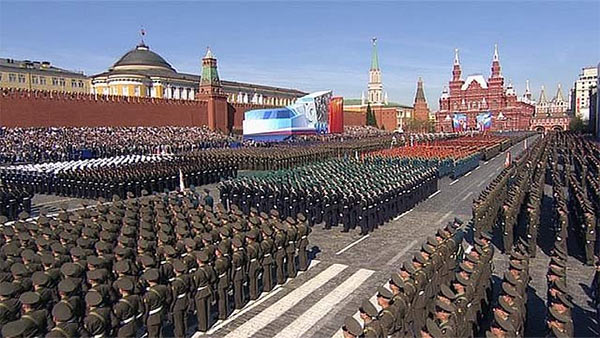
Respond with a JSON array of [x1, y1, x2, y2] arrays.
[[371, 38, 379, 70], [553, 84, 565, 103], [0, 58, 87, 78], [414, 77, 426, 103], [538, 85, 547, 103], [110, 44, 176, 72], [461, 74, 488, 90]]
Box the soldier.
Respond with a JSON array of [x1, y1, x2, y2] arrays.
[[376, 286, 396, 336], [47, 301, 88, 338], [194, 251, 214, 332], [19, 291, 53, 336], [359, 298, 384, 338], [231, 237, 247, 310], [274, 221, 288, 285], [84, 291, 116, 338], [260, 225, 275, 292], [246, 229, 262, 300], [113, 277, 143, 338], [142, 268, 171, 338], [170, 260, 193, 338], [342, 315, 363, 338], [296, 213, 311, 271], [0, 282, 21, 330], [285, 217, 298, 279], [214, 242, 231, 320]]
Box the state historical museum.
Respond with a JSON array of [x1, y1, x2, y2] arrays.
[[435, 45, 534, 132]]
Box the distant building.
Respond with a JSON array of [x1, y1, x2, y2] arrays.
[[572, 66, 598, 120], [90, 39, 305, 105], [0, 58, 90, 93], [434, 45, 534, 132], [530, 84, 570, 132], [343, 38, 413, 131]]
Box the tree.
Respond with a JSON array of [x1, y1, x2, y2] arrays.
[[366, 103, 377, 127], [569, 116, 587, 133]]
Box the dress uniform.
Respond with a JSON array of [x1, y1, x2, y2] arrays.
[[142, 269, 171, 338], [246, 230, 262, 300], [113, 278, 143, 338], [170, 260, 193, 338], [214, 243, 231, 320], [359, 298, 384, 338], [194, 251, 214, 332], [231, 237, 247, 310], [260, 225, 275, 292]]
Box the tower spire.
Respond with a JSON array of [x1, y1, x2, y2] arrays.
[[371, 37, 379, 70], [538, 85, 547, 103], [414, 77, 426, 103], [454, 48, 460, 65], [493, 43, 499, 62]]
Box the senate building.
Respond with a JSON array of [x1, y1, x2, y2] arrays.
[[90, 40, 306, 106]]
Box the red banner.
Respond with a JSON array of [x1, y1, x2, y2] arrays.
[[328, 96, 344, 133]]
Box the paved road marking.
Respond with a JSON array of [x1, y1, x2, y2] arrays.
[[438, 210, 453, 224], [464, 171, 472, 177], [428, 190, 441, 199], [336, 235, 370, 255], [474, 166, 481, 170], [34, 197, 77, 207], [488, 172, 496, 179], [386, 240, 418, 266], [477, 179, 487, 187], [460, 191, 473, 202], [331, 282, 390, 338], [449, 179, 459, 186], [394, 208, 413, 220], [193, 260, 321, 336], [484, 161, 489, 165], [223, 264, 348, 338], [274, 269, 374, 338]]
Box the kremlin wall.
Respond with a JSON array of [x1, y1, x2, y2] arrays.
[[0, 39, 571, 133]]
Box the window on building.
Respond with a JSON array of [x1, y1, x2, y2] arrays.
[[78, 80, 83, 88], [71, 79, 77, 87], [31, 76, 38, 84], [18, 74, 26, 83], [122, 86, 128, 96], [39, 76, 46, 85], [52, 77, 58, 86], [9, 73, 16, 82], [134, 86, 141, 97], [59, 78, 65, 87]]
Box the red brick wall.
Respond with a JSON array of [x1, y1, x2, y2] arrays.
[[0, 89, 208, 127], [373, 107, 398, 131], [344, 111, 366, 126]]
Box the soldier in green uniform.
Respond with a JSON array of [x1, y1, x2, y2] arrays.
[[376, 286, 396, 336], [84, 291, 115, 338], [0, 282, 21, 330], [214, 242, 231, 320], [260, 225, 275, 292], [142, 268, 171, 338], [246, 229, 262, 300], [231, 237, 247, 310], [170, 260, 193, 338], [359, 298, 384, 338], [194, 251, 214, 332], [113, 277, 143, 338]]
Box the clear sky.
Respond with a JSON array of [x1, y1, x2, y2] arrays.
[[1, 1, 599, 108]]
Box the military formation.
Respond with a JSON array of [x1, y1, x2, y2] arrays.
[[0, 188, 312, 337], [0, 184, 32, 221], [342, 218, 499, 338], [197, 135, 399, 171], [0, 154, 236, 201], [219, 158, 437, 234]]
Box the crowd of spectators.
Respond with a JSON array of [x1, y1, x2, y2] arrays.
[[0, 127, 237, 164]]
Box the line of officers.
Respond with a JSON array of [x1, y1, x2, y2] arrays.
[[0, 191, 311, 338], [0, 185, 33, 221], [0, 156, 236, 201], [342, 219, 498, 338], [219, 158, 438, 235]]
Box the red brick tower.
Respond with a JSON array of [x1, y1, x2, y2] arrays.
[[413, 77, 430, 121], [197, 47, 228, 131], [487, 44, 505, 110]]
